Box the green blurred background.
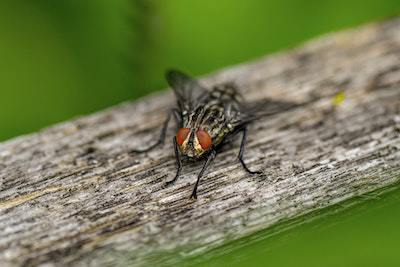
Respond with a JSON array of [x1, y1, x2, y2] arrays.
[[0, 1, 399, 266]]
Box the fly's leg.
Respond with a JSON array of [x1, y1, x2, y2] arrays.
[[190, 150, 216, 199], [166, 136, 182, 186], [131, 109, 180, 153], [238, 127, 261, 174]]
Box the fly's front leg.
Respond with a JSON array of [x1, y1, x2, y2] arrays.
[[190, 150, 217, 199], [238, 127, 261, 174], [131, 109, 180, 153], [166, 136, 182, 186]]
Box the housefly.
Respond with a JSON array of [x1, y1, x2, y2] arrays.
[[132, 70, 297, 199]]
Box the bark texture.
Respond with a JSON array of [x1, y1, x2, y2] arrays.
[[1, 18, 400, 267]]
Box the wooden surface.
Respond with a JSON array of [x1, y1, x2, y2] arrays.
[[1, 17, 400, 267]]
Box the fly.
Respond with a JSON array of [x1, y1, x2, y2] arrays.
[[132, 70, 297, 199]]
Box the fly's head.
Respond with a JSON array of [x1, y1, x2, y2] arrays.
[[176, 127, 212, 158]]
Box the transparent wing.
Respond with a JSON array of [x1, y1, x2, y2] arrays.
[[240, 99, 301, 124], [165, 70, 207, 110]]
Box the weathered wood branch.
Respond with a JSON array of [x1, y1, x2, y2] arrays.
[[1, 18, 400, 267]]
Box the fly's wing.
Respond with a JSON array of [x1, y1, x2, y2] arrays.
[[239, 99, 302, 124], [165, 70, 208, 111], [210, 83, 302, 127]]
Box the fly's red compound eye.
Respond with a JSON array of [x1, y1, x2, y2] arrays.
[[176, 128, 190, 145], [196, 130, 212, 150]]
